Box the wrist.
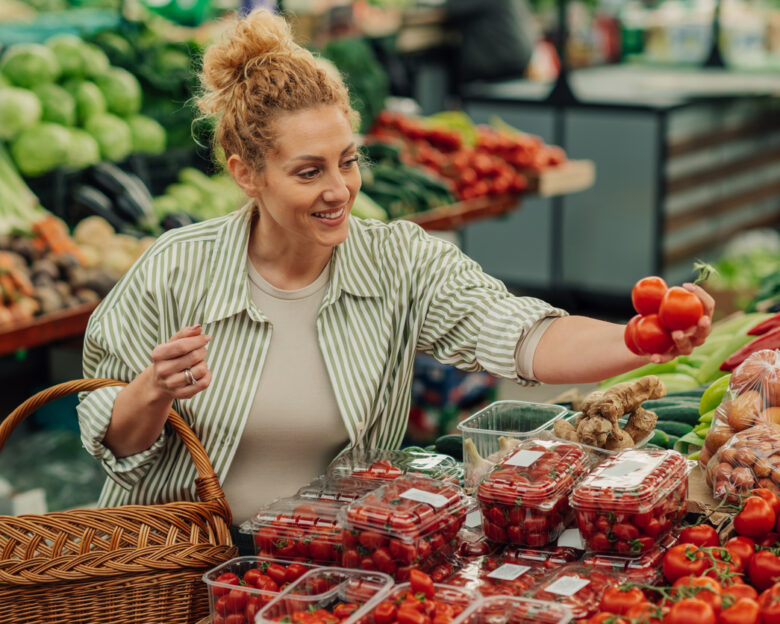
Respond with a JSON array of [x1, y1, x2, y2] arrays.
[[140, 365, 174, 407]]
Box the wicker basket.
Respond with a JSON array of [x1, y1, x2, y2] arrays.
[[0, 378, 237, 623]]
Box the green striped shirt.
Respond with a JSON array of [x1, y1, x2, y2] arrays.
[[78, 205, 565, 507]]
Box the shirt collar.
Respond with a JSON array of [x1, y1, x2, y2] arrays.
[[201, 210, 382, 324]]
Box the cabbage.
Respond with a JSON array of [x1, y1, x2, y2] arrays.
[[127, 114, 166, 155], [32, 83, 76, 126], [64, 128, 101, 170], [0, 44, 60, 88], [0, 73, 9, 87], [64, 80, 106, 124], [0, 87, 41, 140], [81, 42, 110, 79], [85, 113, 132, 162], [45, 34, 87, 79], [10, 123, 70, 177], [96, 67, 142, 117]]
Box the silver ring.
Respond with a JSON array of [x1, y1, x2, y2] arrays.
[[184, 367, 196, 385]]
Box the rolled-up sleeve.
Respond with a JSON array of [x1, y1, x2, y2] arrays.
[[409, 226, 567, 385], [77, 255, 166, 489]]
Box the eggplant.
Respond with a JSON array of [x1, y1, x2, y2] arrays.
[[73, 185, 127, 231]]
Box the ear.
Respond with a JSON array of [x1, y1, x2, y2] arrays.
[[227, 154, 264, 197]]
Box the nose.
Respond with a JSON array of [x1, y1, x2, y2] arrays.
[[322, 171, 351, 204]]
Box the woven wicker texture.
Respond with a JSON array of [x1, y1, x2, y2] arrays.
[[0, 379, 237, 623]]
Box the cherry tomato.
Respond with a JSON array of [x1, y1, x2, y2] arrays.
[[373, 601, 397, 624], [659, 286, 704, 331], [663, 544, 708, 583], [632, 276, 668, 315], [735, 497, 776, 539], [410, 569, 435, 599], [634, 314, 673, 354], [599, 585, 646, 614], [664, 598, 716, 624], [213, 572, 240, 597], [680, 524, 720, 548]]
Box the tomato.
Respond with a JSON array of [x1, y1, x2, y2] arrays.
[[734, 497, 776, 539], [599, 585, 646, 614], [749, 550, 780, 591], [373, 601, 397, 624], [725, 537, 757, 569], [286, 563, 309, 583], [333, 604, 359, 619], [224, 588, 248, 612], [659, 286, 704, 331], [410, 569, 435, 599], [633, 314, 673, 354], [664, 598, 716, 624], [613, 524, 640, 542], [264, 563, 288, 585], [586, 614, 627, 624], [309, 538, 335, 562], [625, 314, 645, 355], [680, 525, 720, 548], [718, 597, 760, 624], [213, 572, 241, 597], [224, 615, 245, 624], [752, 489, 780, 517], [624, 602, 665, 623], [396, 607, 429, 624], [245, 595, 262, 622], [672, 576, 722, 613], [723, 584, 759, 602], [759, 583, 780, 624], [632, 276, 668, 315], [663, 544, 708, 583]]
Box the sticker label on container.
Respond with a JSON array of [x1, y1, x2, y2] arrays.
[[504, 450, 544, 468], [400, 488, 448, 508], [409, 457, 444, 470], [487, 564, 532, 581], [557, 528, 584, 549], [600, 460, 647, 478], [465, 510, 482, 528], [544, 575, 590, 597]]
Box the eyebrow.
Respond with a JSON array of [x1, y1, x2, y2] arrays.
[[291, 143, 356, 163]]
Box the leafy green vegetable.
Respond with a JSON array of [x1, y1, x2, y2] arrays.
[[127, 114, 166, 155], [0, 44, 60, 88], [45, 34, 87, 79], [81, 42, 111, 80], [32, 83, 76, 126], [96, 67, 142, 117], [65, 128, 101, 171], [10, 123, 70, 177], [85, 113, 132, 162], [0, 87, 41, 140], [64, 80, 107, 124]]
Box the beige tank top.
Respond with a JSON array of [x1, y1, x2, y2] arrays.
[[221, 257, 348, 524]]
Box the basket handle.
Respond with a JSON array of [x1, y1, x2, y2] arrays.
[[0, 378, 232, 521]]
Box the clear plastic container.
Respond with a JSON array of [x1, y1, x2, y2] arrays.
[[203, 556, 319, 624], [365, 582, 479, 624], [256, 567, 394, 624], [454, 596, 574, 624], [544, 412, 655, 455], [339, 475, 471, 580], [296, 476, 377, 504], [458, 401, 569, 489], [476, 439, 591, 547], [570, 449, 693, 556], [240, 497, 344, 565], [327, 448, 462, 485], [530, 564, 622, 620], [446, 550, 552, 597], [582, 531, 679, 585]]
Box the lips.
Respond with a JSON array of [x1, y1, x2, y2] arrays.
[[312, 206, 346, 220]]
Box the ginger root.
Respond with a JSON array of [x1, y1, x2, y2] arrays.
[[553, 419, 579, 442], [605, 429, 635, 450], [623, 407, 658, 444], [463, 438, 493, 487], [583, 376, 666, 421], [576, 416, 612, 447]]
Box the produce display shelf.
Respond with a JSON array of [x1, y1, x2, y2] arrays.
[[0, 302, 99, 357]]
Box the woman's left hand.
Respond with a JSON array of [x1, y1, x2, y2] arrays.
[[650, 283, 715, 363]]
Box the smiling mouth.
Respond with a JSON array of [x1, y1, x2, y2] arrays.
[[312, 207, 346, 220]]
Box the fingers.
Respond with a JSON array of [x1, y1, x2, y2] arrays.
[[172, 367, 212, 400], [151, 324, 213, 400], [169, 324, 202, 341], [152, 333, 211, 361], [683, 282, 716, 318]]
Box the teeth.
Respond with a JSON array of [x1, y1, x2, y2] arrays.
[[313, 207, 344, 220]]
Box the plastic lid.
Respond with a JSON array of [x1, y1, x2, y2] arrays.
[[328, 449, 461, 484], [242, 497, 342, 534], [339, 475, 470, 541], [531, 564, 619, 619], [570, 449, 692, 514], [296, 477, 376, 504], [455, 596, 574, 624], [476, 440, 588, 511]]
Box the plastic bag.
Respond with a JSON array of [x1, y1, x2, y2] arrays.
[[700, 349, 780, 470]]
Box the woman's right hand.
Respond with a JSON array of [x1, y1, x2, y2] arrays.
[[150, 325, 212, 400]]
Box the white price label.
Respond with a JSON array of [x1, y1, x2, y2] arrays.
[[544, 575, 590, 597], [601, 460, 646, 479], [557, 528, 584, 550], [400, 488, 448, 509], [487, 564, 532, 581], [465, 510, 482, 528], [504, 450, 544, 468], [409, 457, 443, 470]]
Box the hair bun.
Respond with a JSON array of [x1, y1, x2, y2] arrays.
[[199, 9, 299, 115]]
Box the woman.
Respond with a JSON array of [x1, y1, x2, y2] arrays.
[[77, 10, 714, 529]]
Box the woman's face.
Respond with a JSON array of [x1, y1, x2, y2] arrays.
[[254, 105, 361, 250]]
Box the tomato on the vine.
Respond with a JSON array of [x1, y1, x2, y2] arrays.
[[664, 598, 716, 624], [680, 525, 719, 548], [671, 576, 722, 614], [659, 286, 704, 331], [735, 497, 776, 539], [752, 488, 780, 517], [632, 276, 668, 315], [725, 537, 757, 569], [749, 550, 780, 591], [718, 598, 760, 624], [663, 544, 708, 583], [599, 585, 646, 615]]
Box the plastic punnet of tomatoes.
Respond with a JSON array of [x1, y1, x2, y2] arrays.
[[327, 449, 462, 485], [476, 439, 591, 547], [367, 581, 479, 624], [529, 564, 621, 620], [453, 595, 573, 624], [706, 424, 780, 502], [256, 567, 395, 624], [338, 475, 470, 580], [445, 551, 552, 597], [297, 477, 378, 504], [570, 449, 693, 556], [581, 531, 678, 585], [203, 556, 320, 624], [241, 498, 345, 565]]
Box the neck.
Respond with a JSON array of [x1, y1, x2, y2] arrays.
[[248, 205, 334, 290]]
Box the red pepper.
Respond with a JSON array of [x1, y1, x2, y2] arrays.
[[720, 327, 780, 371], [747, 313, 780, 336]]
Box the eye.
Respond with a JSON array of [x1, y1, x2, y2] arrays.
[[341, 156, 359, 169], [297, 168, 319, 180]]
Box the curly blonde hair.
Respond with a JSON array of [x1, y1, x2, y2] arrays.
[[197, 9, 357, 171]]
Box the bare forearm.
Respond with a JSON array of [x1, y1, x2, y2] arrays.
[[103, 365, 173, 458], [532, 316, 651, 384]]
